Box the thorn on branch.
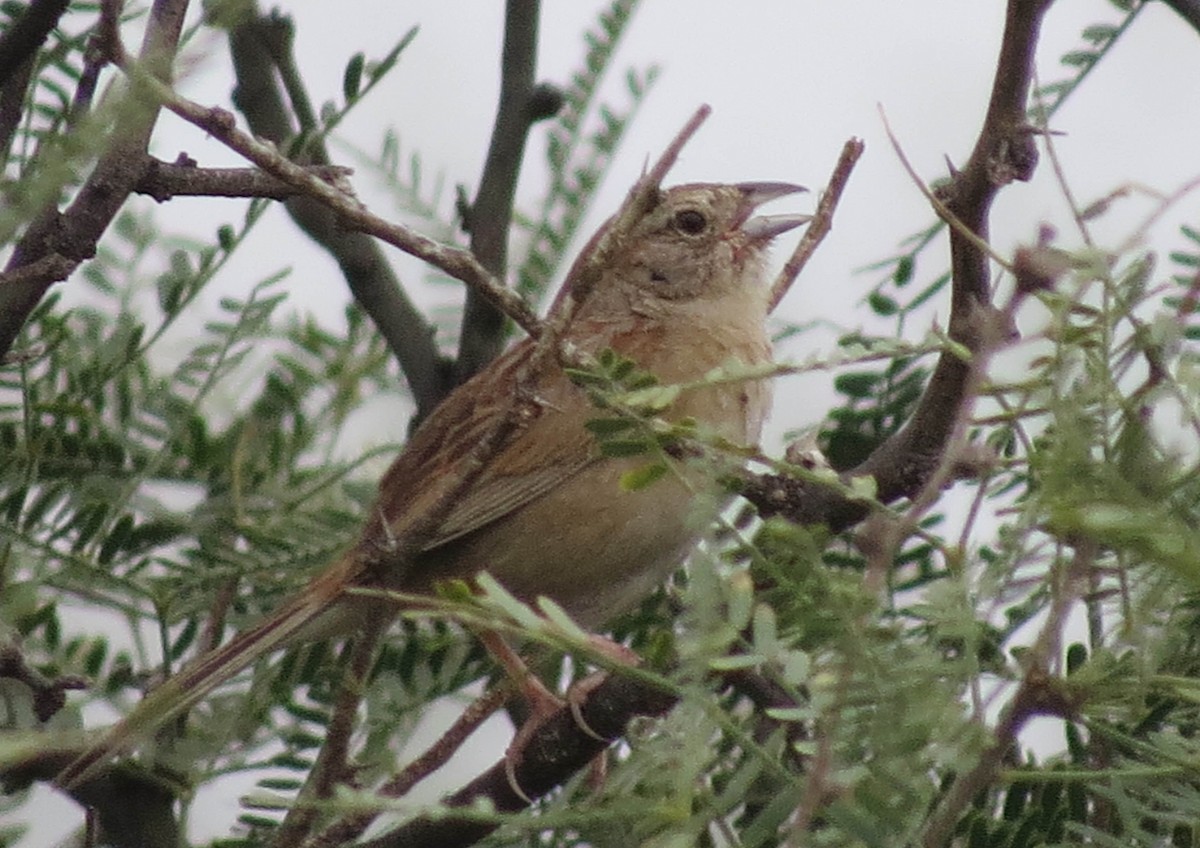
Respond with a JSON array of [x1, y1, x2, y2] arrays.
[[526, 82, 564, 122], [456, 184, 473, 234], [987, 124, 1040, 187]]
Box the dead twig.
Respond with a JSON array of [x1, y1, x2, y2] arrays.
[[768, 137, 865, 313]]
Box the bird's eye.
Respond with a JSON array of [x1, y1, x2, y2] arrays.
[[673, 208, 708, 235]]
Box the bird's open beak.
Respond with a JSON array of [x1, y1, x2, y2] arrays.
[[735, 182, 811, 242]]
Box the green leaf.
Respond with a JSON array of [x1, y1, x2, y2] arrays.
[[343, 52, 365, 102], [617, 383, 680, 412], [868, 291, 899, 316], [1081, 24, 1117, 44], [600, 438, 651, 458], [584, 417, 637, 436], [536, 597, 591, 643], [474, 572, 542, 629], [619, 461, 667, 491], [1061, 49, 1096, 68], [565, 367, 608, 386], [709, 654, 763, 671], [834, 371, 879, 399]]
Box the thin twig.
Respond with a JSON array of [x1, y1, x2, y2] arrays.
[[784, 654, 849, 844], [135, 156, 353, 200], [768, 137, 865, 313], [141, 74, 545, 340], [304, 684, 512, 848], [918, 541, 1092, 848], [878, 107, 1013, 273], [271, 620, 386, 847]]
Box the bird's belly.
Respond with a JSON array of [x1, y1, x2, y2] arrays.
[[411, 458, 717, 629]]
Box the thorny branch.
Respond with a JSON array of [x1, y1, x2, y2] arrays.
[[739, 0, 1053, 533]]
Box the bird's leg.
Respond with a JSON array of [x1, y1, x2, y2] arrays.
[[477, 630, 564, 721], [478, 629, 644, 802], [566, 633, 642, 747], [476, 630, 566, 803]]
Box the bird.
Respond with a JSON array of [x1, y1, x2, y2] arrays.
[[55, 180, 809, 789]]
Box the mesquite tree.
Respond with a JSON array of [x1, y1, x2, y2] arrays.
[[3, 1, 1200, 847]]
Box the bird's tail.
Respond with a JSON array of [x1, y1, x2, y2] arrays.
[[55, 553, 356, 791]]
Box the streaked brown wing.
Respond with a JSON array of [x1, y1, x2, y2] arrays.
[[369, 339, 598, 552]]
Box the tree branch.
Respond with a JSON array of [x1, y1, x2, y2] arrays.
[[362, 674, 678, 848], [0, 0, 70, 85], [1161, 0, 1200, 37], [0, 56, 35, 160], [0, 0, 189, 358], [768, 137, 863, 312], [134, 155, 352, 200], [228, 9, 454, 421], [455, 0, 556, 382], [739, 0, 1054, 532]]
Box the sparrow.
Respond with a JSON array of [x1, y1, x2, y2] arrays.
[[55, 180, 809, 788]]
